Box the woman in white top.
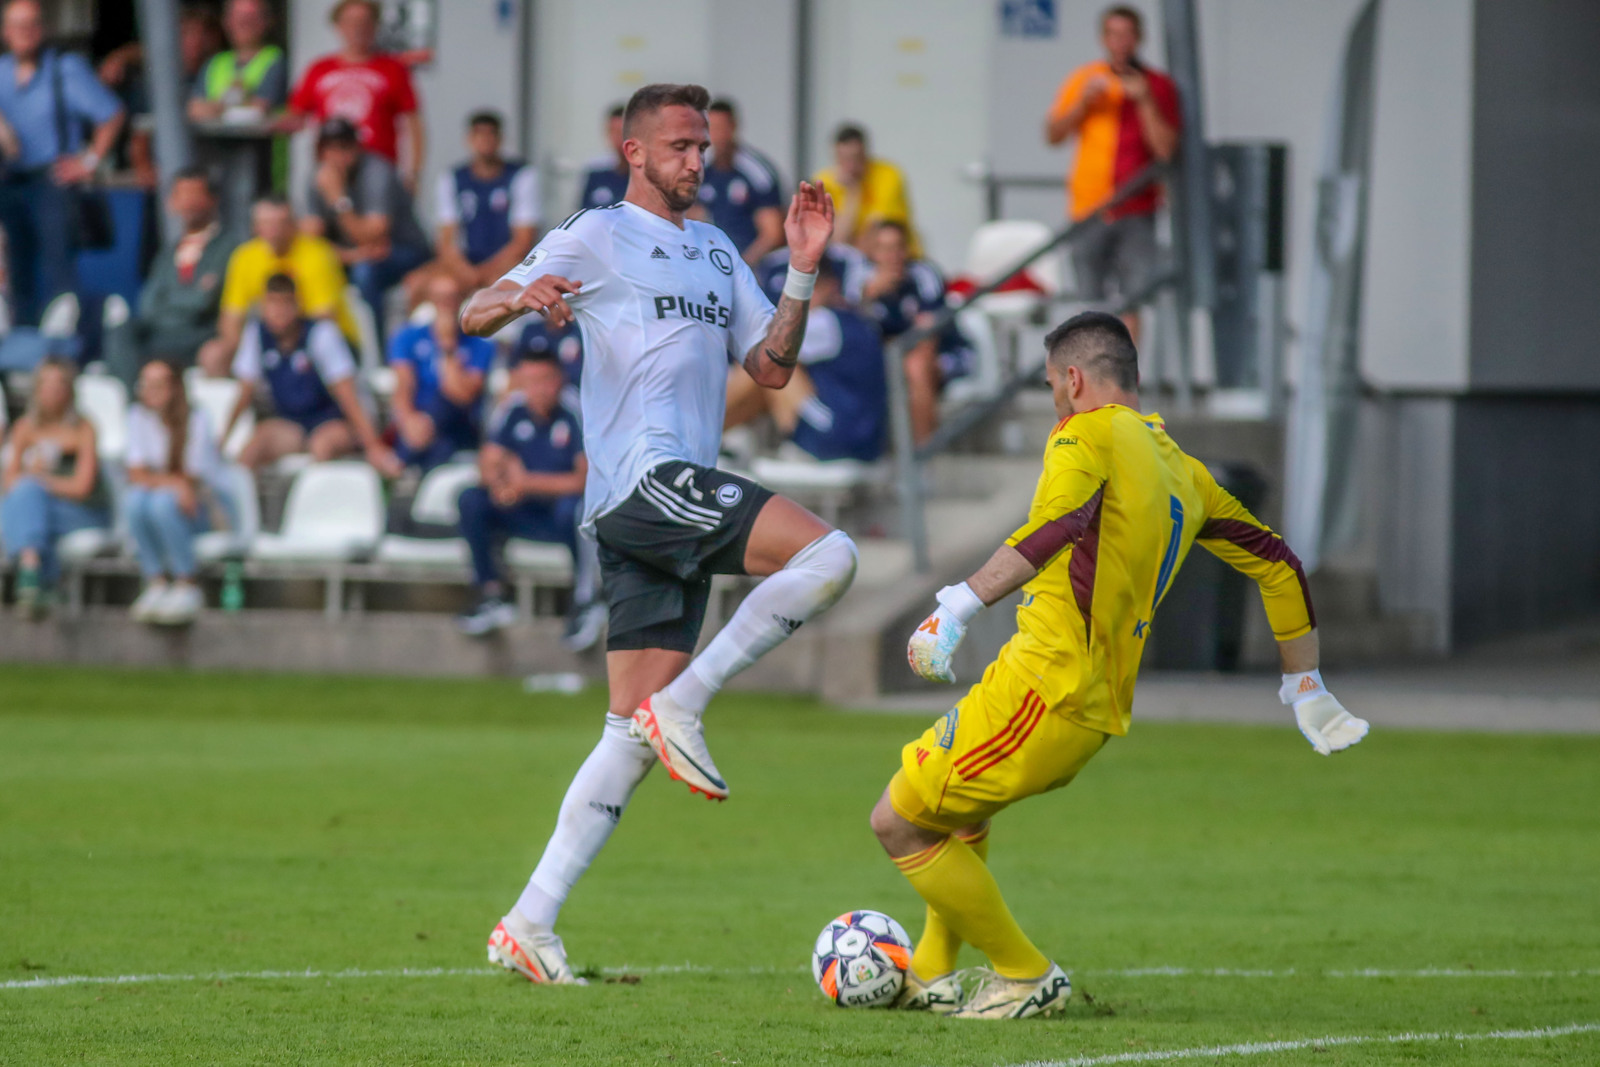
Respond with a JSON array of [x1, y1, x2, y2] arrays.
[[125, 360, 229, 625]]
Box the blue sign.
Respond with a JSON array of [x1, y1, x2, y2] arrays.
[[999, 0, 1057, 39]]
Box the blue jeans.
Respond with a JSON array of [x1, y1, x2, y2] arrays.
[[125, 486, 211, 579], [458, 485, 588, 602], [0, 172, 76, 327], [349, 243, 431, 348], [0, 476, 110, 583]]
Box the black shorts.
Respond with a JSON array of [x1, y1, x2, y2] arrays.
[[594, 461, 773, 653]]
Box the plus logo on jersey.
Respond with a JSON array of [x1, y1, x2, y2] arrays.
[[653, 291, 732, 327]]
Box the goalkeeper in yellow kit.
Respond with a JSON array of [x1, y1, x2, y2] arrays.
[[870, 311, 1369, 1020]]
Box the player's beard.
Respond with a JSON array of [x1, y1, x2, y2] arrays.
[[644, 159, 701, 213]]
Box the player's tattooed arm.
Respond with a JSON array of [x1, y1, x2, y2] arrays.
[[744, 180, 834, 388], [744, 293, 809, 387]]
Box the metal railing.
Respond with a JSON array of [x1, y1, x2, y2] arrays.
[[883, 163, 1174, 572]]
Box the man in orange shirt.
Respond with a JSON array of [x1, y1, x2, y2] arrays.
[[1045, 6, 1179, 341]]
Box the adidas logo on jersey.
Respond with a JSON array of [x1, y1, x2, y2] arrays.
[[772, 614, 803, 635], [589, 801, 623, 823], [651, 246, 670, 260]]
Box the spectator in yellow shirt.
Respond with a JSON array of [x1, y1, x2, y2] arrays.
[[197, 195, 357, 377], [813, 124, 922, 258]]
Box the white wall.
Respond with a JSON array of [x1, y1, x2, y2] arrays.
[[1360, 0, 1474, 391]]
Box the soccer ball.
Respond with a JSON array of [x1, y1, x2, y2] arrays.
[[811, 909, 912, 1008]]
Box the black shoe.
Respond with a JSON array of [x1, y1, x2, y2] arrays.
[[457, 595, 518, 636]]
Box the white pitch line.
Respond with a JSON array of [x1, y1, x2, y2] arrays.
[[5, 963, 1600, 992], [1001, 1021, 1600, 1067]]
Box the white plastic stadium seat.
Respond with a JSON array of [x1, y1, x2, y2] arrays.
[[188, 376, 254, 461], [195, 463, 261, 563], [750, 451, 888, 527], [75, 374, 129, 462], [345, 284, 385, 377], [250, 460, 384, 562], [506, 539, 574, 582], [961, 220, 1061, 318], [374, 462, 479, 566], [39, 292, 80, 339]]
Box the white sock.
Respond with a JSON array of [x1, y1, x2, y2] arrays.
[[664, 530, 858, 715], [514, 714, 655, 927]]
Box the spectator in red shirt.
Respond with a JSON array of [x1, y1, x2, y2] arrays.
[[286, 0, 424, 190], [1045, 5, 1179, 342]]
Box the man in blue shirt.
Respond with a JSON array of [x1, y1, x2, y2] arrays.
[[699, 99, 785, 265], [576, 103, 629, 210], [846, 219, 973, 445], [514, 316, 583, 401], [222, 273, 399, 475], [408, 110, 540, 302], [457, 350, 603, 650], [388, 273, 495, 471], [727, 253, 888, 464], [0, 0, 125, 325]]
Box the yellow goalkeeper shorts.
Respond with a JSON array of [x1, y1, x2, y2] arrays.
[[892, 659, 1110, 834]]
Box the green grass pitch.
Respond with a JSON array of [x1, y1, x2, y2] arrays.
[[2, 664, 1597, 1065]]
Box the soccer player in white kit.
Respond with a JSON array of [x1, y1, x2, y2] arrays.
[[461, 83, 858, 984]]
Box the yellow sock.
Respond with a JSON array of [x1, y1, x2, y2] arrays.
[[911, 825, 989, 978], [893, 832, 1048, 980]]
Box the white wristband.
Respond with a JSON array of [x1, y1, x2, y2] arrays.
[[936, 582, 985, 624], [1279, 669, 1326, 707], [782, 264, 817, 301]]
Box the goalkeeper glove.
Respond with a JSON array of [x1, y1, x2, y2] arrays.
[[1280, 669, 1370, 755], [907, 582, 984, 684]]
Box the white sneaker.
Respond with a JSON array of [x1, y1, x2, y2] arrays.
[[130, 581, 169, 623], [152, 583, 203, 626], [630, 690, 729, 801], [486, 912, 587, 985], [952, 962, 1071, 1020], [895, 968, 964, 1014]]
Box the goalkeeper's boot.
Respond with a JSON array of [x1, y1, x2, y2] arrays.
[[895, 968, 963, 1014], [952, 962, 1070, 1020], [630, 690, 729, 801], [487, 912, 586, 985]]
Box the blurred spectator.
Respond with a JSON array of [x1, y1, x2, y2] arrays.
[[1045, 4, 1179, 340], [0, 0, 125, 326], [198, 195, 355, 377], [388, 273, 494, 472], [189, 0, 289, 122], [287, 0, 424, 190], [577, 103, 628, 209], [727, 254, 887, 464], [848, 219, 971, 445], [0, 357, 110, 618], [222, 273, 399, 475], [124, 359, 230, 627], [98, 4, 221, 187], [406, 110, 538, 304], [456, 350, 602, 650], [515, 316, 583, 403], [699, 98, 783, 265], [813, 124, 920, 257], [302, 116, 430, 345], [106, 167, 240, 387]]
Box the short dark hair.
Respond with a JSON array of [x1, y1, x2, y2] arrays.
[[1044, 311, 1139, 390], [872, 218, 910, 241], [171, 164, 215, 196], [264, 272, 297, 296], [622, 83, 710, 138], [708, 98, 737, 120], [330, 0, 380, 23], [254, 192, 291, 211], [510, 348, 562, 373], [467, 110, 503, 132], [607, 102, 626, 121], [1101, 4, 1144, 37], [834, 124, 867, 147]]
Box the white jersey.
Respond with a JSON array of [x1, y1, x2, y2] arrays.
[[500, 201, 775, 529]]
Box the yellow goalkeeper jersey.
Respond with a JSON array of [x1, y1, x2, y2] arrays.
[[1000, 404, 1315, 736]]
